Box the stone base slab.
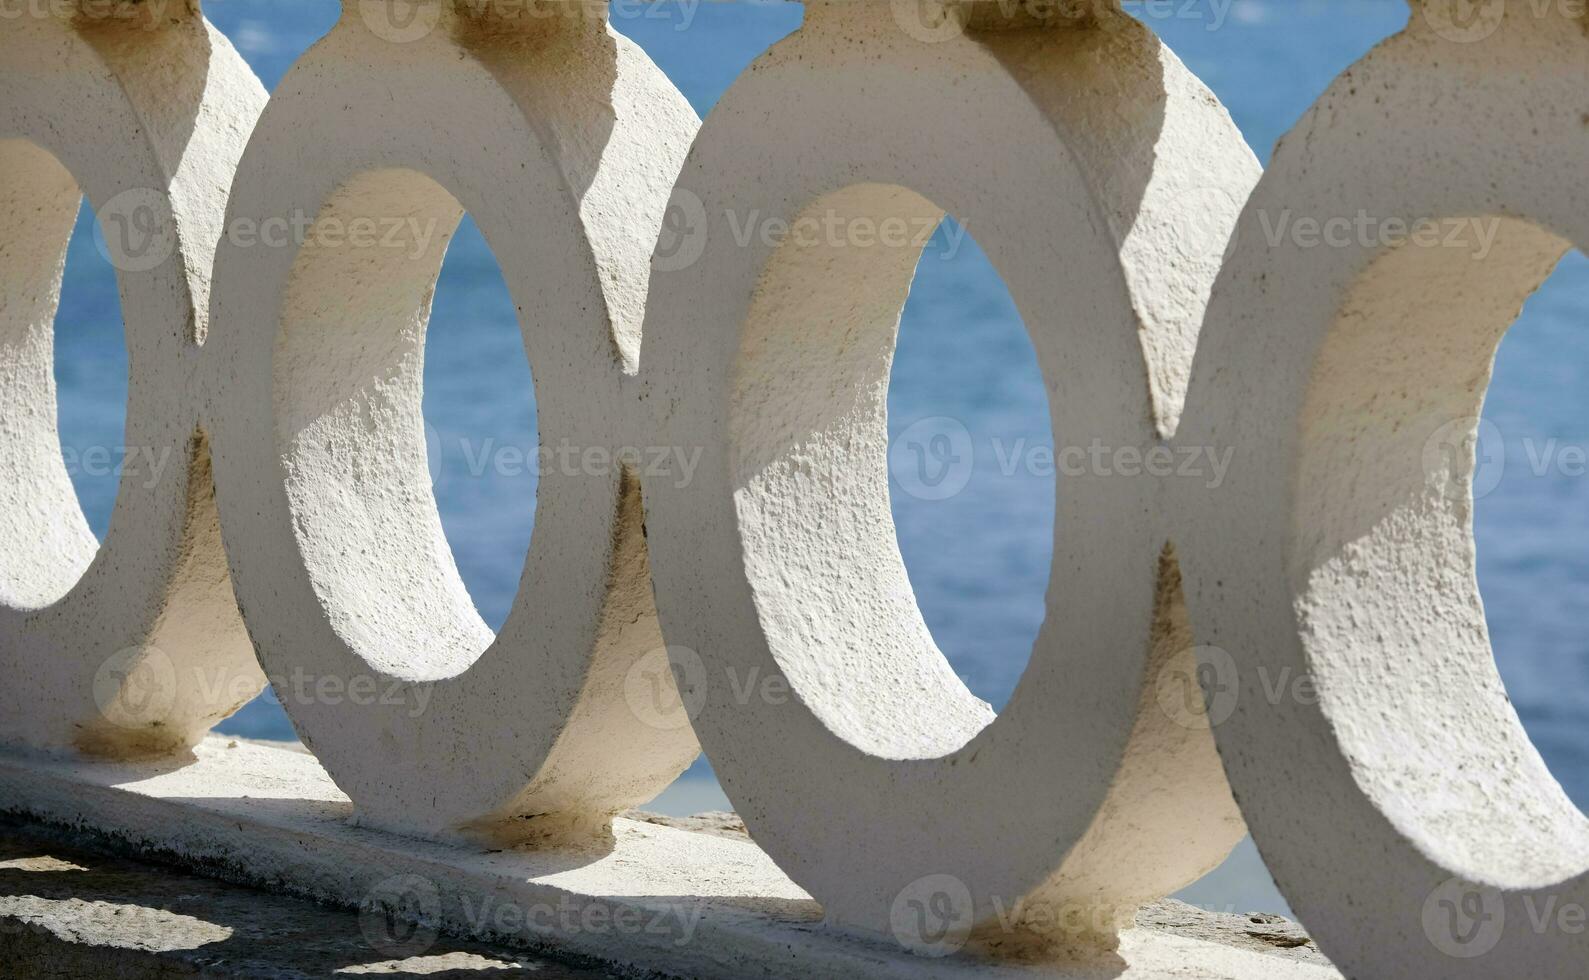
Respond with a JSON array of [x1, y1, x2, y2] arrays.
[[0, 738, 1338, 979], [0, 819, 613, 978]]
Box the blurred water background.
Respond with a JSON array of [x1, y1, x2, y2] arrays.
[[48, 0, 1587, 916]]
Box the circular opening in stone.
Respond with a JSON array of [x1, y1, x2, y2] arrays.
[[730, 186, 1054, 761], [1294, 217, 1589, 887], [1477, 247, 1589, 817], [888, 216, 1053, 712], [0, 139, 122, 611], [59, 189, 129, 546], [422, 214, 538, 632], [274, 168, 533, 681]]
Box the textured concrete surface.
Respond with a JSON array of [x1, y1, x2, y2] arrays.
[[204, 1, 703, 845], [1178, 4, 1589, 977], [0, 738, 1339, 979], [0, 815, 1331, 979], [630, 813, 1331, 969], [639, 0, 1262, 955], [8, 0, 1580, 975], [0, 820, 617, 979], [0, 0, 266, 759]]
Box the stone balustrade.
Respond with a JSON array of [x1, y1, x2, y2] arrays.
[[1, 1, 1586, 977]]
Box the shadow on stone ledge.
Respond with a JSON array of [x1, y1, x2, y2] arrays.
[[0, 819, 618, 979], [0, 807, 1329, 978]]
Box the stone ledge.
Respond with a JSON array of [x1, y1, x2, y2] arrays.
[[0, 738, 1338, 979], [0, 820, 613, 979]]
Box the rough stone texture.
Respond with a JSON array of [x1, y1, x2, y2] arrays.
[[639, 0, 1262, 956], [8, 1, 1580, 975], [0, 0, 266, 760], [623, 811, 749, 842], [0, 820, 615, 978], [1177, 5, 1589, 977], [204, 2, 704, 845], [627, 810, 1331, 969], [0, 738, 1339, 979], [1133, 904, 1322, 967], [0, 813, 1330, 979]]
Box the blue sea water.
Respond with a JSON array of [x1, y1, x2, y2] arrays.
[[44, 0, 1587, 915]]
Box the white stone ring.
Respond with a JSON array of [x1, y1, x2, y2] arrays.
[[642, 2, 1260, 953], [206, 7, 703, 842], [0, 10, 266, 757], [1180, 10, 1589, 976]]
